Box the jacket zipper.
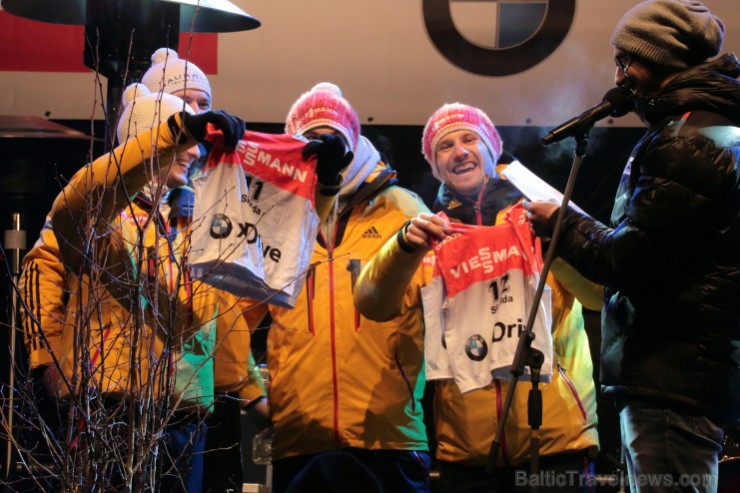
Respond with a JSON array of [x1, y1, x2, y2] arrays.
[[477, 179, 510, 463], [348, 259, 362, 332], [495, 379, 510, 466], [306, 268, 316, 335], [168, 217, 193, 324], [395, 353, 417, 413], [322, 227, 342, 445], [329, 254, 340, 443], [474, 179, 486, 226], [557, 362, 588, 421]]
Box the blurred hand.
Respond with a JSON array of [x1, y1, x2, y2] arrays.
[[41, 365, 62, 398], [302, 134, 354, 185], [179, 110, 246, 149], [405, 213, 452, 251], [522, 200, 560, 238], [244, 396, 271, 431]]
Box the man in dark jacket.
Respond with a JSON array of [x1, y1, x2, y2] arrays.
[[524, 1, 739, 491]]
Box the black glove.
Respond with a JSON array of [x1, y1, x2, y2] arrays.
[[302, 133, 354, 185], [175, 110, 246, 149]]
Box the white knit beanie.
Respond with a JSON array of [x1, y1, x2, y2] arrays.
[[116, 83, 194, 144], [141, 48, 212, 98], [611, 0, 724, 69]]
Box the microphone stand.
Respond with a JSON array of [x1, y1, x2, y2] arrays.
[[486, 128, 592, 492]]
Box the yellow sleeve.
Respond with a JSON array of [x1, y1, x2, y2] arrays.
[[550, 257, 604, 312], [354, 229, 429, 322], [19, 218, 66, 369], [238, 296, 269, 330], [50, 115, 197, 273], [238, 352, 268, 404], [235, 298, 269, 404], [213, 294, 268, 404]]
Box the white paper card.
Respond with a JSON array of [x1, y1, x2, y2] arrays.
[[502, 160, 586, 215]]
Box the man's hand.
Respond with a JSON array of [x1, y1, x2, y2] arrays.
[[177, 110, 246, 149], [523, 200, 560, 238], [302, 134, 354, 186], [403, 213, 452, 252]]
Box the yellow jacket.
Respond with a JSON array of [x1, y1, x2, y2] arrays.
[[21, 219, 267, 408], [432, 264, 599, 466], [213, 295, 267, 403], [19, 213, 267, 405], [22, 134, 268, 411], [251, 164, 432, 460], [20, 215, 67, 370], [354, 174, 600, 467], [44, 116, 220, 413]]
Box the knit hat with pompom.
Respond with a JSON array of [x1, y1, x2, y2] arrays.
[[284, 82, 360, 150], [141, 48, 211, 98], [422, 103, 503, 179], [116, 83, 194, 144]]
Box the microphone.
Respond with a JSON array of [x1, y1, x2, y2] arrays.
[[541, 87, 632, 146]]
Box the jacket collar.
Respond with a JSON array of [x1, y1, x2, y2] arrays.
[[632, 53, 740, 125], [434, 172, 522, 226]]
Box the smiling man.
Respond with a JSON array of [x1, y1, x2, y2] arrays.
[[354, 103, 603, 493], [423, 103, 502, 199]]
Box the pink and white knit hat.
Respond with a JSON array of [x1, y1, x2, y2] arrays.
[[285, 82, 360, 150], [422, 103, 503, 176], [141, 48, 211, 99]]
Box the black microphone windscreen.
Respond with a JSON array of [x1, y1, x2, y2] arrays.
[[603, 87, 633, 117]]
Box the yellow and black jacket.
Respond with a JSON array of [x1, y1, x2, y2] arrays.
[[32, 116, 220, 413], [249, 162, 432, 460], [355, 165, 601, 467]]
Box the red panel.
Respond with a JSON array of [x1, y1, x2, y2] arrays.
[[0, 12, 86, 71], [0, 11, 217, 73], [176, 33, 218, 73]]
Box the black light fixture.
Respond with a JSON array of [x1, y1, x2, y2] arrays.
[[2, 0, 260, 31], [2, 0, 260, 77], [1, 0, 261, 142]]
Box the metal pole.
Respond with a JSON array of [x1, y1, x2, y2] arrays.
[[3, 212, 26, 481]]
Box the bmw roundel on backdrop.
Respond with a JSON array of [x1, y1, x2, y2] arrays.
[[423, 0, 576, 76]]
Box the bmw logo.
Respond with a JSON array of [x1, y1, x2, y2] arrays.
[[210, 214, 233, 239], [423, 0, 576, 76], [465, 334, 488, 361]]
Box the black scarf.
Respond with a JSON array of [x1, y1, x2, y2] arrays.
[[433, 176, 523, 226]]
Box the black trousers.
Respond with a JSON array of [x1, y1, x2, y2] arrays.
[[438, 450, 595, 493], [202, 393, 244, 493]]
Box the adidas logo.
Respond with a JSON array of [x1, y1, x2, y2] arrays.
[[362, 226, 382, 239]]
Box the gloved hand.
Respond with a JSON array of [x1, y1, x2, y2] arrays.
[[176, 110, 246, 149], [302, 133, 354, 185]]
